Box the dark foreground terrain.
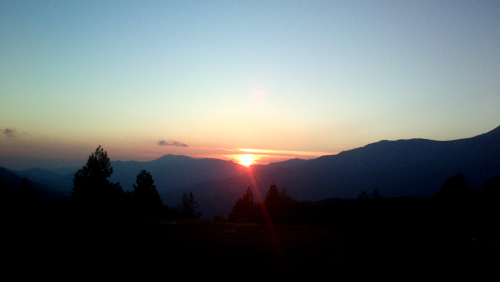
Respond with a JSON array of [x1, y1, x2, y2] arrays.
[[4, 206, 499, 280]]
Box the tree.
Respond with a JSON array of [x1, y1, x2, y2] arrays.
[[131, 170, 162, 216], [357, 191, 371, 200], [280, 187, 291, 201], [229, 187, 255, 222], [438, 173, 470, 201], [264, 183, 293, 223], [71, 145, 123, 210], [243, 187, 254, 203], [181, 192, 201, 218], [481, 176, 500, 199], [371, 190, 382, 200], [19, 178, 39, 204], [436, 173, 472, 230], [264, 183, 280, 207]]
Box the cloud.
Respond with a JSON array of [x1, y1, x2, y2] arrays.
[[236, 148, 337, 158], [3, 128, 17, 137], [158, 140, 189, 147]]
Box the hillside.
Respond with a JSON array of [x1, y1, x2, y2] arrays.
[[4, 125, 500, 220], [171, 125, 500, 219], [0, 166, 67, 202]]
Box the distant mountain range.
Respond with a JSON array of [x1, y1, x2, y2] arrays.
[[165, 125, 500, 218], [0, 166, 66, 202], [110, 154, 248, 193], [2, 125, 499, 219]]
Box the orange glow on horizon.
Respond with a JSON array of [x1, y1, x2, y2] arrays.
[[237, 148, 336, 157]]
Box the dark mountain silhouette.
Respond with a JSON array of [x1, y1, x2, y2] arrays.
[[8, 154, 250, 197], [291, 124, 500, 199], [17, 168, 61, 180], [15, 168, 73, 192], [171, 125, 500, 219], [113, 155, 302, 200], [47, 166, 81, 176], [4, 125, 499, 219], [110, 154, 248, 194], [0, 166, 67, 202], [264, 158, 308, 169]]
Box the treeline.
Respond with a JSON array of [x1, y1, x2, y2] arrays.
[[70, 146, 202, 219], [227, 173, 500, 247], [3, 145, 500, 248], [0, 177, 43, 218], [228, 184, 313, 225], [0, 146, 201, 220]]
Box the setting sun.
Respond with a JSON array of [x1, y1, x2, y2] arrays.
[[238, 154, 255, 166]]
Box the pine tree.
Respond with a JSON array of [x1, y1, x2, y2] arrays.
[[357, 191, 371, 200], [264, 183, 291, 223], [371, 190, 382, 200], [181, 192, 201, 218], [71, 146, 123, 210], [229, 187, 255, 222], [264, 183, 280, 207], [131, 170, 162, 216], [19, 178, 39, 203], [439, 173, 470, 200]]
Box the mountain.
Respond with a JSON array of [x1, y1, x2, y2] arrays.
[[292, 124, 500, 199], [264, 158, 308, 169], [172, 125, 500, 219], [110, 154, 248, 196], [0, 166, 68, 202], [15, 168, 73, 192], [8, 154, 250, 200], [4, 125, 499, 219]]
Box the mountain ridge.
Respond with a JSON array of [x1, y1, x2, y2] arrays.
[[168, 125, 500, 218], [2, 125, 499, 219]]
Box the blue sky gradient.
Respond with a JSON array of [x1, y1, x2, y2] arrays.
[[1, 1, 499, 169]]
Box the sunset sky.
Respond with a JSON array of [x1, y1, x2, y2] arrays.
[[1, 1, 499, 170]]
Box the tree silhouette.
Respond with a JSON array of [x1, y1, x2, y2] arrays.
[[480, 176, 500, 199], [264, 183, 293, 223], [435, 172, 472, 240], [280, 187, 291, 201], [181, 192, 201, 219], [71, 145, 123, 210], [357, 191, 371, 200], [19, 178, 39, 204], [229, 187, 255, 222], [371, 190, 382, 200], [131, 170, 162, 216], [16, 177, 40, 217], [356, 190, 382, 201], [477, 176, 500, 243], [264, 183, 281, 208], [438, 173, 470, 201]]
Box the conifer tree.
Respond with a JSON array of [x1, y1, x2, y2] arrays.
[[181, 192, 201, 218], [131, 170, 162, 215], [264, 183, 291, 223], [229, 187, 255, 221], [71, 145, 123, 210]]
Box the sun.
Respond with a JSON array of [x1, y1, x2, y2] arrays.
[[238, 154, 255, 166]]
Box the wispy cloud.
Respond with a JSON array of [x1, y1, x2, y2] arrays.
[[158, 140, 189, 147], [216, 148, 237, 152], [236, 148, 335, 157], [3, 128, 17, 137]]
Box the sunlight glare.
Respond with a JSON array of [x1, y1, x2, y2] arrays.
[[238, 154, 255, 166]]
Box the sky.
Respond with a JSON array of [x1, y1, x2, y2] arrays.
[[1, 1, 499, 170]]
